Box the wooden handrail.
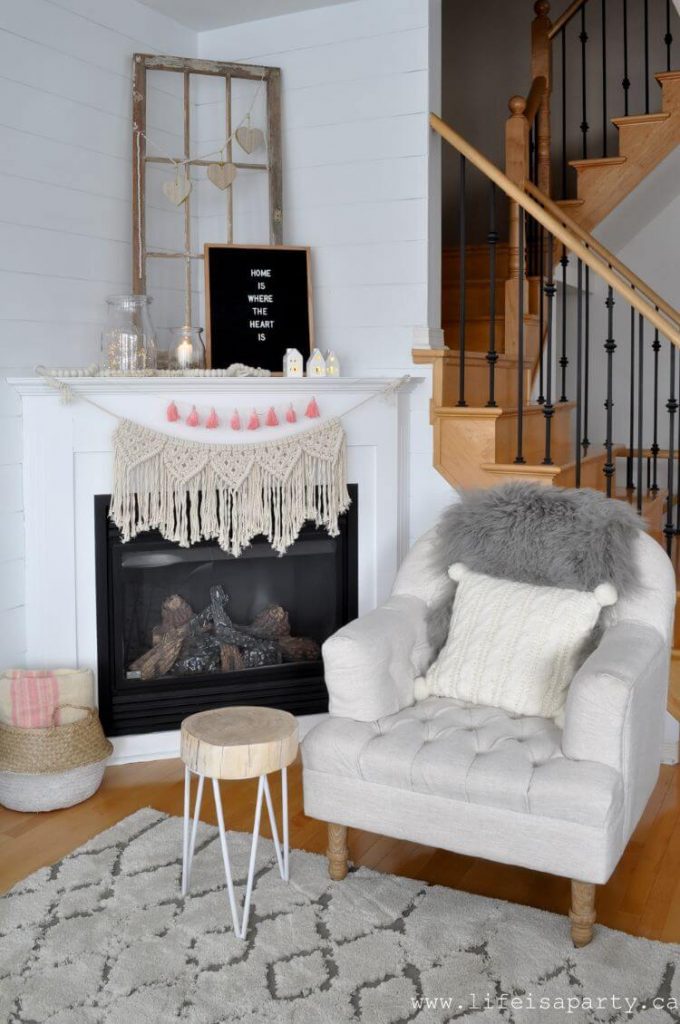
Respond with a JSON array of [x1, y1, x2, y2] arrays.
[[525, 75, 547, 124], [548, 0, 590, 39], [524, 180, 680, 330], [429, 112, 680, 350]]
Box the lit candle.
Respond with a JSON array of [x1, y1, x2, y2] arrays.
[[175, 327, 193, 369]]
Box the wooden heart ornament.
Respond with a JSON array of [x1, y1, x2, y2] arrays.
[[162, 173, 191, 206], [207, 161, 237, 190], [235, 125, 265, 155]]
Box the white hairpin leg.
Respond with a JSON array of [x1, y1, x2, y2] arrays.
[[240, 775, 265, 940], [181, 766, 190, 895], [282, 764, 289, 882], [182, 771, 204, 896], [262, 774, 285, 880], [211, 777, 242, 936]]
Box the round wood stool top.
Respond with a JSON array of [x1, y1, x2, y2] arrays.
[[180, 706, 299, 780]]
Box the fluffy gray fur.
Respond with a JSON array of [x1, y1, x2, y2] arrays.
[[427, 482, 644, 652]]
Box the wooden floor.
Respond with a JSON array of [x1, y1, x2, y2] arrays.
[[2, 757, 680, 943]]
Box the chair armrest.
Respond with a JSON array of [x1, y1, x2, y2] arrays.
[[561, 620, 669, 837], [322, 594, 430, 722]]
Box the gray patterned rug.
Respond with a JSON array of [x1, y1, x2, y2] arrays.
[[1, 808, 678, 1023]]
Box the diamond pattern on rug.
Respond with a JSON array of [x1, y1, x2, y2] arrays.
[[1, 808, 679, 1024]]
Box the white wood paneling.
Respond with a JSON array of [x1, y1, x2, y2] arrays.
[[0, 0, 196, 670]]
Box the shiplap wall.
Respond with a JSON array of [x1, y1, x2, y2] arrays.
[[0, 0, 195, 667], [198, 0, 452, 547]]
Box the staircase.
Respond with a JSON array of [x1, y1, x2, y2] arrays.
[[417, 0, 680, 722]]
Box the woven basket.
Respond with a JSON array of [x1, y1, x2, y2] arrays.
[[0, 705, 112, 774], [0, 760, 108, 812]]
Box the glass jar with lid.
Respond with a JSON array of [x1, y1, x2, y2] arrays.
[[100, 294, 157, 372]]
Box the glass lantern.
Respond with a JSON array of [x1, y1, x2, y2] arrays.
[[169, 325, 206, 370], [100, 295, 157, 372]]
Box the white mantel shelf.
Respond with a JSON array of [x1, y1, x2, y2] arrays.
[[9, 375, 413, 396]]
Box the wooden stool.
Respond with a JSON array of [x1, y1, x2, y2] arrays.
[[180, 706, 298, 940]]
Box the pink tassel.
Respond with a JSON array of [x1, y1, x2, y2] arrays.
[[230, 409, 241, 431], [247, 409, 260, 430], [206, 407, 219, 429], [305, 397, 320, 419], [285, 403, 297, 424], [265, 406, 279, 427], [186, 405, 199, 427], [166, 401, 179, 422]]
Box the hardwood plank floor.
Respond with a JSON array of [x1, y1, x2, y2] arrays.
[[1, 758, 679, 942]]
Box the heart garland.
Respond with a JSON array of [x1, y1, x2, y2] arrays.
[[162, 170, 191, 206], [161, 116, 266, 204], [235, 124, 265, 155], [166, 399, 319, 429], [206, 161, 237, 191]]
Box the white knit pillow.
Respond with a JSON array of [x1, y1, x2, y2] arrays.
[[415, 563, 617, 721]]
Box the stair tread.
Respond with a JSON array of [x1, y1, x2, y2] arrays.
[[611, 112, 671, 127], [569, 155, 627, 170], [556, 198, 585, 207], [656, 70, 680, 83]]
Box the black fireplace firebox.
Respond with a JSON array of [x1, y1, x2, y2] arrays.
[[95, 488, 358, 735]]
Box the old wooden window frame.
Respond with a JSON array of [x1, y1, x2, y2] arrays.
[[132, 53, 283, 324]]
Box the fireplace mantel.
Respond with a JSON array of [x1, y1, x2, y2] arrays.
[[9, 374, 416, 762]]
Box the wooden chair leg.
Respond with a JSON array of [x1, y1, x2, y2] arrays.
[[327, 823, 349, 880], [569, 880, 596, 947]]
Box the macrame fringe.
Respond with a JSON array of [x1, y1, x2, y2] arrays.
[[110, 417, 350, 557]]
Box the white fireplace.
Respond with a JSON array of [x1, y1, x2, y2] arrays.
[[9, 375, 413, 762]]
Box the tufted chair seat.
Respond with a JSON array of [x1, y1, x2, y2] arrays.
[[303, 696, 622, 828], [301, 525, 675, 947]]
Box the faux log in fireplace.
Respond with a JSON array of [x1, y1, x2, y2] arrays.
[[95, 488, 357, 735]]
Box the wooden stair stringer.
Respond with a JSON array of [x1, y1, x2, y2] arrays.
[[559, 70, 680, 233]]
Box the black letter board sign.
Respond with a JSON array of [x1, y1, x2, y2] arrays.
[[204, 244, 314, 371]]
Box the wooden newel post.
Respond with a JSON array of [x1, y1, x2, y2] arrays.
[[532, 0, 552, 196], [505, 96, 529, 355]]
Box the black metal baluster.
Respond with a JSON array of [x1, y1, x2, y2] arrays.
[[637, 315, 644, 513], [580, 6, 589, 158], [622, 0, 630, 116], [644, 0, 650, 115], [543, 233, 556, 465], [666, 0, 673, 72], [515, 209, 526, 464], [538, 223, 545, 405], [627, 306, 635, 489], [575, 259, 584, 487], [486, 181, 498, 408], [651, 324, 661, 491], [583, 265, 591, 448], [601, 0, 608, 157], [664, 341, 677, 554], [458, 153, 467, 407], [559, 247, 569, 401], [603, 286, 616, 497], [561, 27, 568, 197], [676, 352, 680, 531]]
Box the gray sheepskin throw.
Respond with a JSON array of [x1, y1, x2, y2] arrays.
[[427, 482, 644, 651]]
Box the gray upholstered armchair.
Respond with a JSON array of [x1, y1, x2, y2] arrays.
[[301, 526, 675, 946]]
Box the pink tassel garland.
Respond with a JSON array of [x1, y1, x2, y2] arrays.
[[230, 409, 241, 431], [166, 401, 179, 422], [247, 410, 260, 430], [285, 404, 297, 423], [186, 406, 200, 427], [206, 407, 219, 429], [265, 406, 279, 427], [305, 397, 320, 419]]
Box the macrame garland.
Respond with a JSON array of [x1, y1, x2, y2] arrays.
[[110, 417, 350, 558]]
